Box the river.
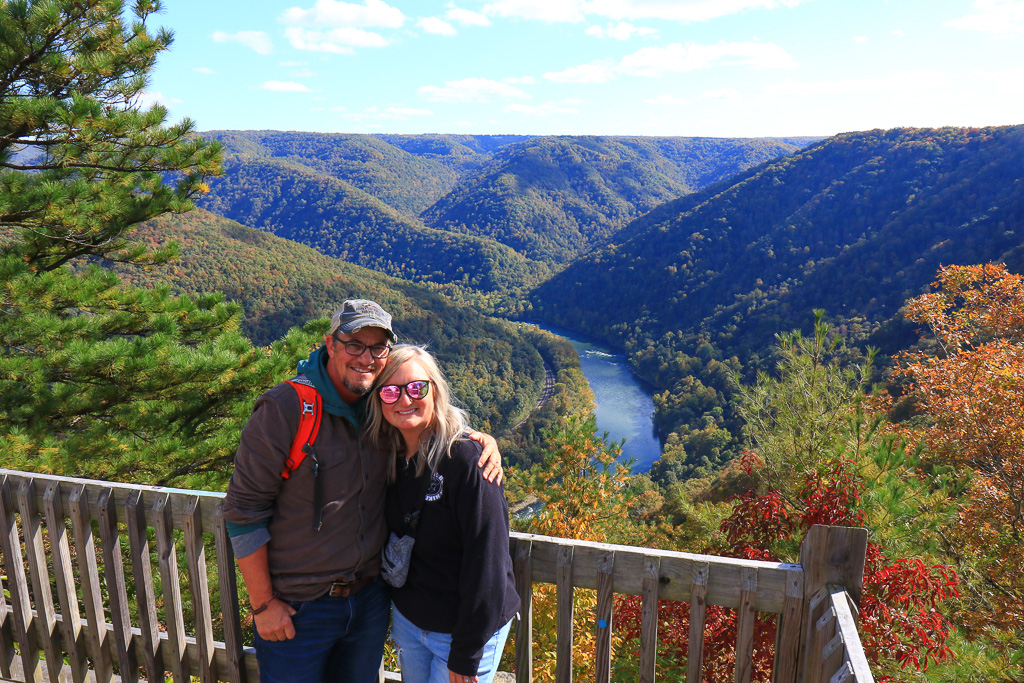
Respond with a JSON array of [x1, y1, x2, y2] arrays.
[[533, 324, 663, 472]]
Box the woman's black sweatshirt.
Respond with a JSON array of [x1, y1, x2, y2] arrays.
[[385, 438, 519, 675]]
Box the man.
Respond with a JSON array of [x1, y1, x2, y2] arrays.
[[223, 300, 502, 683]]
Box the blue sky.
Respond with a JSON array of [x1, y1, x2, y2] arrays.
[[147, 0, 1024, 137]]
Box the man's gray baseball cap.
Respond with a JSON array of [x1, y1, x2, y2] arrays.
[[329, 299, 397, 342]]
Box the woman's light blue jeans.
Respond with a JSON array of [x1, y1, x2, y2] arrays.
[[390, 604, 513, 683]]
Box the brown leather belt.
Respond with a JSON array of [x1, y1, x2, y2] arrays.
[[327, 576, 374, 598]]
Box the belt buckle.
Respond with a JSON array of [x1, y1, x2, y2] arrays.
[[329, 579, 361, 598]]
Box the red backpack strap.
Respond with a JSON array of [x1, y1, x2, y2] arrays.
[[282, 378, 323, 479]]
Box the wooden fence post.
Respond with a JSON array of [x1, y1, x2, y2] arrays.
[[796, 525, 867, 683]]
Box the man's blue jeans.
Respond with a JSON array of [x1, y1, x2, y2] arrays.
[[254, 579, 390, 683]]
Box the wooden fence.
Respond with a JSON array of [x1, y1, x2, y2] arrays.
[[0, 469, 873, 682]]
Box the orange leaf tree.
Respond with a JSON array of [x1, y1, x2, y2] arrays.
[[509, 415, 668, 680], [898, 263, 1024, 631]]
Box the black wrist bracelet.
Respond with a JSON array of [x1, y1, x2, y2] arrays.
[[251, 597, 275, 615]]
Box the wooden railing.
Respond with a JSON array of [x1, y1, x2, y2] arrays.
[[0, 469, 873, 683]]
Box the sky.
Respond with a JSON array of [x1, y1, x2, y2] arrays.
[[147, 0, 1024, 138]]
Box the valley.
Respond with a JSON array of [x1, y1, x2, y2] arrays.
[[176, 126, 1024, 474]]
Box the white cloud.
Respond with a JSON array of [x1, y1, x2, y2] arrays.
[[446, 6, 491, 26], [137, 90, 183, 109], [380, 106, 434, 119], [545, 41, 794, 85], [482, 0, 588, 22], [762, 71, 948, 98], [699, 88, 742, 102], [280, 0, 405, 28], [619, 41, 796, 76], [853, 35, 869, 44], [945, 0, 1024, 37], [585, 21, 658, 39], [970, 66, 1024, 86], [193, 67, 215, 74], [891, 29, 905, 37], [585, 0, 804, 22], [481, 0, 804, 23], [505, 101, 579, 115], [418, 17, 458, 35], [284, 26, 388, 53], [544, 61, 616, 83], [645, 93, 687, 105], [211, 30, 273, 55], [261, 80, 313, 92], [419, 77, 530, 102]]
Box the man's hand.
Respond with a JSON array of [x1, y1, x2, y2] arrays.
[[254, 598, 297, 641], [448, 669, 478, 683], [467, 429, 503, 484]]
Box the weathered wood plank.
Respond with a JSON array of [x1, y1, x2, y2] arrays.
[[733, 567, 757, 683], [98, 487, 140, 683], [213, 504, 247, 683], [800, 526, 868, 606], [68, 485, 114, 683], [512, 537, 533, 683], [509, 532, 795, 612], [801, 588, 830, 683], [0, 475, 43, 683], [0, 567, 15, 679], [555, 544, 574, 683], [17, 479, 65, 683], [772, 565, 804, 683], [594, 552, 614, 683], [127, 490, 165, 682], [686, 561, 709, 683], [821, 629, 845, 683], [42, 482, 89, 683], [154, 493, 189, 683], [638, 555, 660, 683], [0, 469, 226, 535], [184, 496, 216, 683], [829, 585, 874, 683]]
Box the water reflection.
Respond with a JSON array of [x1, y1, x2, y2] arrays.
[[533, 324, 663, 472]]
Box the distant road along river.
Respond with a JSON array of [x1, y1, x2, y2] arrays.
[[532, 323, 662, 472]]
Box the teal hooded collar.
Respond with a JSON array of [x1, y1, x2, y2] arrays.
[[296, 344, 366, 427]]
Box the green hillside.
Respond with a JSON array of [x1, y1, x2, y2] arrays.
[[126, 209, 548, 437], [204, 131, 531, 216], [528, 125, 1024, 475], [422, 135, 806, 264], [531, 125, 1024, 356], [198, 157, 549, 293]]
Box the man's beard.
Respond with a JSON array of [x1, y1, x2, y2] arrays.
[[344, 375, 373, 397]]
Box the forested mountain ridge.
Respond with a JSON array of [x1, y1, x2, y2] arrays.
[[528, 125, 1024, 477], [198, 156, 550, 293], [204, 131, 532, 215], [123, 208, 553, 440], [531, 125, 1024, 356], [421, 135, 806, 264], [198, 131, 810, 277]]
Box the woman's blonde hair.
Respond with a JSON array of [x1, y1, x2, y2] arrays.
[[366, 345, 468, 482]]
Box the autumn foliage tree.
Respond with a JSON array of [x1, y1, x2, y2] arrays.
[[509, 416, 666, 680], [897, 263, 1024, 633], [614, 449, 958, 682]]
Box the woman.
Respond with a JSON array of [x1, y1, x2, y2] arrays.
[[366, 345, 519, 683]]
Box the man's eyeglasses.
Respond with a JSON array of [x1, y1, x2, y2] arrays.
[[333, 335, 391, 359], [378, 380, 431, 404]]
